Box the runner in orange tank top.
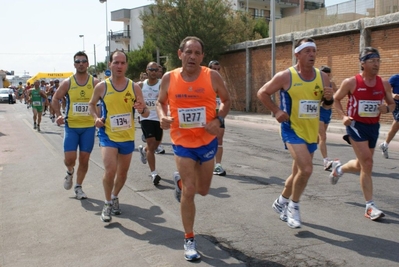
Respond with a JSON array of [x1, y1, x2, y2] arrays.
[[156, 36, 231, 261]]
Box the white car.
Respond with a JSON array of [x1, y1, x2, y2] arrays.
[[0, 88, 16, 103]]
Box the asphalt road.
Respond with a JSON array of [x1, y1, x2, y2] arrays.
[[1, 103, 398, 267]]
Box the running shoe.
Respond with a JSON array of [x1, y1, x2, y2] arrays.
[[184, 238, 201, 261], [378, 143, 389, 159], [173, 171, 182, 203], [101, 203, 112, 222], [287, 204, 301, 229], [155, 145, 165, 154], [64, 169, 74, 190], [151, 174, 161, 186], [272, 198, 288, 222], [365, 204, 385, 221], [324, 160, 333, 171], [329, 160, 342, 185], [111, 197, 121, 215], [213, 164, 226, 176], [74, 186, 87, 200], [37, 125, 41, 132], [33, 122, 37, 130], [138, 145, 147, 164], [51, 115, 55, 123]]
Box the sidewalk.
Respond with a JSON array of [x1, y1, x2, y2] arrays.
[[226, 111, 392, 140]]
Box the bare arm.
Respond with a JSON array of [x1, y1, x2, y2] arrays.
[[321, 71, 334, 109], [205, 71, 231, 136], [132, 82, 149, 118], [333, 77, 355, 126], [257, 70, 290, 123], [156, 72, 173, 130], [381, 80, 395, 113], [52, 79, 70, 117], [89, 81, 106, 128]]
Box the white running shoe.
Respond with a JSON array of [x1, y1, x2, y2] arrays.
[[111, 197, 121, 215], [287, 204, 301, 229], [74, 186, 87, 200], [64, 169, 74, 190], [138, 145, 147, 164], [378, 143, 389, 159], [323, 160, 333, 171], [173, 172, 181, 203], [365, 203, 385, 221], [213, 164, 227, 176], [155, 145, 165, 154], [272, 198, 288, 222], [101, 203, 112, 222], [329, 160, 342, 185], [184, 238, 201, 261]]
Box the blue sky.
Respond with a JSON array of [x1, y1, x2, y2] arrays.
[[1, 0, 348, 77]]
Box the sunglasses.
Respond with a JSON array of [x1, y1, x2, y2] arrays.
[[74, 59, 88, 64], [147, 68, 158, 72]]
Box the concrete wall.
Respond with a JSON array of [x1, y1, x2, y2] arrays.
[[219, 12, 399, 124]]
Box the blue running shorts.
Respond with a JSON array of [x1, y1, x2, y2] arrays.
[[346, 121, 380, 149], [99, 137, 135, 155], [64, 126, 95, 153], [172, 137, 218, 164], [281, 123, 317, 154], [319, 106, 332, 124]]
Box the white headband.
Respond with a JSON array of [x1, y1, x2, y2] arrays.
[[294, 42, 317, 53]]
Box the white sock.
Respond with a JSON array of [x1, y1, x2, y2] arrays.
[[111, 194, 118, 200], [288, 200, 299, 209], [151, 171, 157, 176], [278, 195, 289, 204]]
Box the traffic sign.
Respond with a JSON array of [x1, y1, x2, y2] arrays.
[[105, 70, 111, 77]]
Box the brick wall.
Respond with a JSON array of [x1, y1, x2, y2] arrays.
[[219, 16, 399, 124]]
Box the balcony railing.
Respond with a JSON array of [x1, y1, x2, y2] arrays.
[[110, 30, 130, 41], [277, 0, 300, 5]]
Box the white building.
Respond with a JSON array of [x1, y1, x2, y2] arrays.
[[109, 1, 325, 53]]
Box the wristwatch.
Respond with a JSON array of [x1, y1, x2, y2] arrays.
[[216, 116, 225, 127]]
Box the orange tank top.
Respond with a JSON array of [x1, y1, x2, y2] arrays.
[[168, 66, 217, 148]]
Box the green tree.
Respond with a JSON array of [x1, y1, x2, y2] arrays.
[[253, 18, 269, 38], [141, 0, 257, 68], [126, 38, 157, 80], [96, 62, 107, 74]]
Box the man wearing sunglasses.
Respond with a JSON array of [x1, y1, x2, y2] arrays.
[[137, 61, 164, 185], [52, 51, 100, 200]]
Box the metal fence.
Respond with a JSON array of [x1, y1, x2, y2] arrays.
[[275, 0, 399, 35]]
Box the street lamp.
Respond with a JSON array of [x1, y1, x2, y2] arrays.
[[99, 0, 109, 67], [79, 35, 85, 52]]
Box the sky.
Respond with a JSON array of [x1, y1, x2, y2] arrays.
[[1, 0, 347, 77]]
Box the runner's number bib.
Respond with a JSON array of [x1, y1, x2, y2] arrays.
[[178, 107, 206, 128], [358, 100, 381, 117], [298, 100, 320, 118], [110, 113, 132, 132], [73, 103, 90, 116], [145, 98, 157, 111]]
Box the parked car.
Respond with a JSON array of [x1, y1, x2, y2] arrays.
[[0, 88, 16, 103]]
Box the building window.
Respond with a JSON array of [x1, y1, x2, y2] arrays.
[[254, 9, 265, 18]]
